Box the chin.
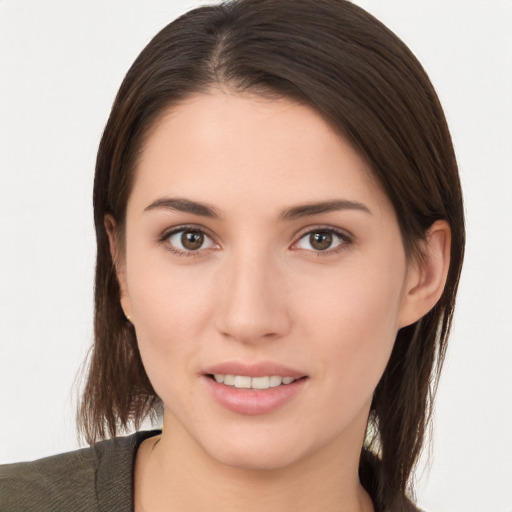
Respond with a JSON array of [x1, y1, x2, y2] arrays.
[[208, 441, 302, 471], [195, 422, 326, 472]]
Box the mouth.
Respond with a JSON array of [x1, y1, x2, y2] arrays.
[[203, 364, 308, 415], [207, 374, 306, 390]]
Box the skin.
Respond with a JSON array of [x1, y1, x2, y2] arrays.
[[106, 91, 450, 512]]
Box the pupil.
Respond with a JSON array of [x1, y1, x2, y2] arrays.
[[310, 232, 332, 250], [181, 230, 204, 250]]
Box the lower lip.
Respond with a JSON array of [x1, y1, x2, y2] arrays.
[[203, 376, 307, 415]]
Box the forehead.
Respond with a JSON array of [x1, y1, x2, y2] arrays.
[[129, 91, 390, 218]]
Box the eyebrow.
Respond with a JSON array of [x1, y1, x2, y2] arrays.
[[144, 197, 222, 218], [143, 197, 371, 220], [280, 199, 371, 220]]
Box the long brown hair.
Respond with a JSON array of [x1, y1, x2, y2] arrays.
[[78, 1, 465, 509]]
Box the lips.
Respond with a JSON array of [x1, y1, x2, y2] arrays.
[[203, 361, 306, 379], [202, 361, 308, 415]]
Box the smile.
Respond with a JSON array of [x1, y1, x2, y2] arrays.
[[212, 374, 296, 389]]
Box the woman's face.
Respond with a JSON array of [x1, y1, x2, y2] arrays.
[[117, 91, 418, 470]]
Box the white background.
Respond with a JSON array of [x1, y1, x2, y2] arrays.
[[1, 1, 511, 511]]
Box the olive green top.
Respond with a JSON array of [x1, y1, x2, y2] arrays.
[[0, 430, 158, 512], [0, 430, 422, 512]]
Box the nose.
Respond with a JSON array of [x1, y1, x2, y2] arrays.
[[216, 249, 292, 344]]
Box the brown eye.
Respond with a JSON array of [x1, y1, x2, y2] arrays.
[[167, 228, 216, 254], [181, 230, 204, 250], [309, 231, 332, 251], [295, 228, 348, 253]]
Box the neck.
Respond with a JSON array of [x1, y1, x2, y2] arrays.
[[135, 412, 374, 512]]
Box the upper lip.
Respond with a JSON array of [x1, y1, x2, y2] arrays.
[[203, 361, 307, 379]]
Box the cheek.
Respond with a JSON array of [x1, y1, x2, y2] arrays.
[[126, 242, 215, 328], [125, 255, 216, 378], [127, 270, 213, 417], [299, 256, 406, 397]]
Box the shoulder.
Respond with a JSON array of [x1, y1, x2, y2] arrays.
[[0, 430, 160, 512], [0, 445, 98, 512]]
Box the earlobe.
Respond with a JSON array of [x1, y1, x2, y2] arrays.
[[104, 214, 133, 321], [398, 220, 451, 328]]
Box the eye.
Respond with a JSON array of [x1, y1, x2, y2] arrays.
[[294, 228, 350, 253], [165, 227, 217, 255]]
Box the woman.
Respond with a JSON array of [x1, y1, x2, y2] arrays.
[[0, 1, 464, 511]]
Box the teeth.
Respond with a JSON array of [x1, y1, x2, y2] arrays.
[[251, 376, 270, 390], [224, 374, 235, 385], [269, 375, 282, 387], [212, 374, 297, 390], [234, 375, 251, 388]]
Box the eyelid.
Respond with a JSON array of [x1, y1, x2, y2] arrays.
[[157, 223, 353, 257], [291, 225, 353, 254], [158, 224, 220, 257]]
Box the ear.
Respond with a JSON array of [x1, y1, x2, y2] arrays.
[[104, 214, 133, 322], [398, 220, 451, 328]]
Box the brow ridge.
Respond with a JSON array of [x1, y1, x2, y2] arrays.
[[144, 197, 221, 218], [280, 199, 371, 221], [143, 197, 371, 220]]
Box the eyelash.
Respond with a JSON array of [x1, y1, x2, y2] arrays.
[[293, 226, 352, 257], [158, 225, 217, 258], [158, 225, 353, 258]]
